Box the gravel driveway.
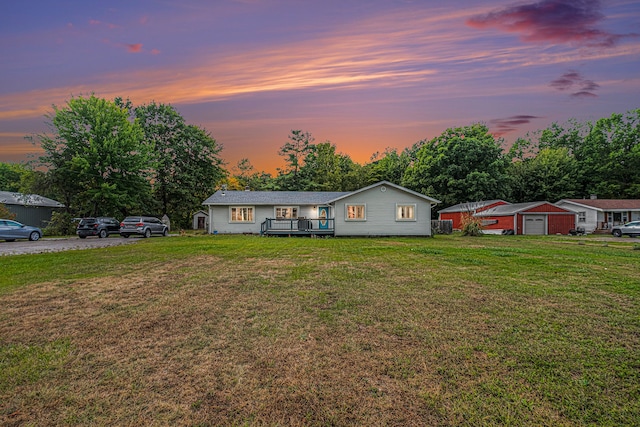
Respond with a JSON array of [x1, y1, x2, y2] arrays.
[[0, 237, 139, 256]]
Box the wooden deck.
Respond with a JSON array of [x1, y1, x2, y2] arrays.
[[260, 218, 335, 236]]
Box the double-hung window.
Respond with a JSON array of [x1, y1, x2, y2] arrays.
[[577, 211, 586, 223], [346, 204, 366, 221], [230, 206, 254, 223], [396, 204, 416, 221]]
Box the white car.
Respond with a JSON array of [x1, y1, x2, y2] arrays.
[[0, 219, 42, 242], [611, 221, 640, 238]]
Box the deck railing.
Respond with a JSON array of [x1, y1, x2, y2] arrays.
[[260, 218, 335, 235]]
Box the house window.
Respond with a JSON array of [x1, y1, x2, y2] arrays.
[[346, 204, 366, 221], [230, 206, 254, 223], [396, 204, 416, 221], [578, 211, 586, 223], [275, 207, 298, 219]]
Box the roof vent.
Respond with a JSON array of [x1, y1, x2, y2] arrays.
[[590, 194, 597, 199]]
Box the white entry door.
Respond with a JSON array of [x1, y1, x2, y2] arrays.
[[524, 215, 546, 235]]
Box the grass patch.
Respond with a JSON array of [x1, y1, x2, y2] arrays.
[[1, 234, 639, 425]]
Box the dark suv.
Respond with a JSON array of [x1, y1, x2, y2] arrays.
[[77, 217, 120, 239], [119, 216, 169, 238]]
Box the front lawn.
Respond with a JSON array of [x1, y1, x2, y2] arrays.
[[1, 234, 639, 425]]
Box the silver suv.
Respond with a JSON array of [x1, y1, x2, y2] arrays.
[[119, 216, 169, 238], [611, 221, 640, 238]]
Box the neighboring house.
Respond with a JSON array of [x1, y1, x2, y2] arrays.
[[555, 199, 640, 233], [474, 201, 575, 235], [192, 210, 208, 230], [202, 181, 440, 237], [438, 200, 510, 230], [0, 191, 65, 227]]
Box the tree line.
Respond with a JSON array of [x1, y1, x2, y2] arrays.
[[1, 94, 638, 231]]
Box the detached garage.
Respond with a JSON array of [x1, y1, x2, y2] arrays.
[[475, 201, 575, 235]]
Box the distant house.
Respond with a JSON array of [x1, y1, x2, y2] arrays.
[[555, 198, 640, 233], [474, 201, 576, 235], [202, 181, 440, 237], [0, 191, 65, 227], [438, 200, 510, 230]]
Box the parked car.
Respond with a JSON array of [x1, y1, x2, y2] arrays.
[[120, 216, 168, 238], [611, 221, 640, 238], [0, 219, 42, 242], [76, 217, 121, 239]]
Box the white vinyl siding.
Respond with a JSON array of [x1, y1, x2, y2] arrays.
[[334, 185, 433, 236]]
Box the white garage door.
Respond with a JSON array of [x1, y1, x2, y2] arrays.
[[524, 215, 546, 235]]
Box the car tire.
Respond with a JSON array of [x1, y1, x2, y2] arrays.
[[144, 228, 151, 238], [163, 228, 169, 237], [79, 235, 87, 239], [29, 231, 41, 241], [612, 229, 622, 237], [99, 229, 107, 238]]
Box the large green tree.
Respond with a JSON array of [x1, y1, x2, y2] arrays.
[[136, 102, 226, 228], [298, 142, 362, 191], [518, 109, 640, 199], [39, 94, 152, 217], [0, 162, 30, 192], [276, 130, 314, 190], [508, 148, 580, 203], [402, 124, 510, 209]]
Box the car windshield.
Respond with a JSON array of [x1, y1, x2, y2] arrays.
[[122, 217, 140, 222]]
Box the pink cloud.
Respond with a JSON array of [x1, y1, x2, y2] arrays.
[[150, 49, 161, 55], [126, 43, 143, 53], [467, 0, 634, 48], [89, 19, 101, 26]]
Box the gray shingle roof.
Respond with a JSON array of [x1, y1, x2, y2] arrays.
[[203, 190, 350, 206], [475, 201, 550, 216], [0, 191, 65, 208]]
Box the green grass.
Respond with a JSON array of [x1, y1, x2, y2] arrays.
[[1, 234, 639, 425]]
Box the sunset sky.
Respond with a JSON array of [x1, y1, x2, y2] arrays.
[[1, 0, 639, 173]]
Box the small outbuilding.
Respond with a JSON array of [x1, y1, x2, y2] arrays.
[[192, 210, 209, 230], [474, 201, 576, 235], [0, 191, 65, 227]]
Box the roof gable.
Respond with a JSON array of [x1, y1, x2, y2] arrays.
[[328, 181, 440, 204], [476, 201, 572, 216]]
